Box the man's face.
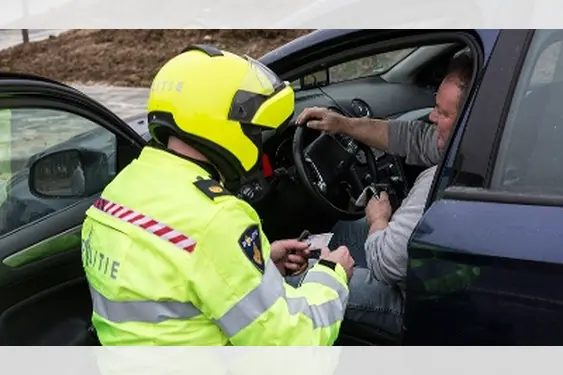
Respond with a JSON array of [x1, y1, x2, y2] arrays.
[[428, 74, 463, 149]]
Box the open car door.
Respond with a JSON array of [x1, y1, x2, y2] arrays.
[[0, 73, 146, 345]]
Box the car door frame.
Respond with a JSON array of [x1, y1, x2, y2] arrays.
[[402, 29, 537, 344], [262, 28, 501, 345], [262, 29, 489, 83], [0, 74, 145, 314]]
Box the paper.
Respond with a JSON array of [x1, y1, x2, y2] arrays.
[[306, 232, 334, 250]]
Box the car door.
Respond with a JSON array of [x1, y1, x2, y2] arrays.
[[0, 74, 145, 345], [403, 29, 563, 345]]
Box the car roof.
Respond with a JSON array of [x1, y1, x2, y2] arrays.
[[0, 71, 76, 90], [260, 29, 361, 65]]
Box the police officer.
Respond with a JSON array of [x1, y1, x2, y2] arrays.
[[81, 45, 355, 346]]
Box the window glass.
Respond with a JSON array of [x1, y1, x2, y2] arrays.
[[290, 79, 301, 90], [491, 30, 563, 195], [0, 108, 116, 237], [329, 48, 415, 83]]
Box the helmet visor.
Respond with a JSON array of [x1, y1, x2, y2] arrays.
[[228, 56, 289, 125], [238, 55, 286, 97]]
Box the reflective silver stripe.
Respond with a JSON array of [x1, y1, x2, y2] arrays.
[[89, 286, 202, 323], [301, 269, 349, 307], [215, 260, 348, 337]]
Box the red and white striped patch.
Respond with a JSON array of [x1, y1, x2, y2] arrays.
[[92, 198, 196, 253]]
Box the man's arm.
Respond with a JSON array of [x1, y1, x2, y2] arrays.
[[341, 117, 389, 151], [342, 118, 441, 167], [298, 108, 441, 168], [364, 166, 437, 288], [194, 200, 349, 346]]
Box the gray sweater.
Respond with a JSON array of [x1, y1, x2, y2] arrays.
[[387, 119, 442, 167], [364, 120, 442, 290]]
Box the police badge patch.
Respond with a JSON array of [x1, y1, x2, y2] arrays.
[[238, 224, 264, 273]]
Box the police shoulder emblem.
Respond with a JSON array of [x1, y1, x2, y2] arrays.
[[238, 224, 264, 273], [194, 178, 230, 200]]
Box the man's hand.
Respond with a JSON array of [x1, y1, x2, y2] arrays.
[[270, 239, 311, 276], [366, 191, 392, 233], [320, 246, 355, 282], [296, 107, 349, 134]]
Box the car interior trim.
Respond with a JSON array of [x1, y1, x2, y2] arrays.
[[2, 224, 82, 268], [443, 186, 563, 207]]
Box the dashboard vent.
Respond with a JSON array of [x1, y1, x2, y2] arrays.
[[295, 93, 325, 102]]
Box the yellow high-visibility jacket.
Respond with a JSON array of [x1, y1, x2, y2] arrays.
[[82, 146, 349, 346]]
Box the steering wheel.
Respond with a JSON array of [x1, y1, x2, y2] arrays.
[[292, 122, 408, 220]]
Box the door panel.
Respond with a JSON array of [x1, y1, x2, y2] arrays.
[[0, 203, 94, 345], [0, 198, 94, 311], [0, 277, 92, 345], [404, 199, 563, 345], [0, 78, 143, 345]]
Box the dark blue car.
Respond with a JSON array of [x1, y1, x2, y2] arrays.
[[0, 29, 559, 345]]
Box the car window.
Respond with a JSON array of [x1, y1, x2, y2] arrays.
[[0, 107, 116, 237], [328, 48, 415, 84], [289, 47, 415, 90], [490, 30, 563, 195]]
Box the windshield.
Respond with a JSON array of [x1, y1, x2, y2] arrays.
[[371, 47, 417, 74], [328, 47, 416, 84]]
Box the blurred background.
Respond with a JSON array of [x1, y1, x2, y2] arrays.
[[0, 29, 312, 87]]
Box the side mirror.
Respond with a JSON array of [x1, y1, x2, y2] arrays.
[[29, 148, 112, 198]]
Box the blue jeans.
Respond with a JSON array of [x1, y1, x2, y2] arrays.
[[286, 218, 404, 336]]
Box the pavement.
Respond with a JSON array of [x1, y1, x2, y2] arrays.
[[0, 84, 150, 186], [72, 84, 149, 119]]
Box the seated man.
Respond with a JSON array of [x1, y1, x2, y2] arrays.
[[292, 49, 474, 335]]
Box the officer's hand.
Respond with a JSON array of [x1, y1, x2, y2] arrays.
[[321, 246, 355, 282], [270, 239, 311, 276], [295, 107, 349, 134]]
